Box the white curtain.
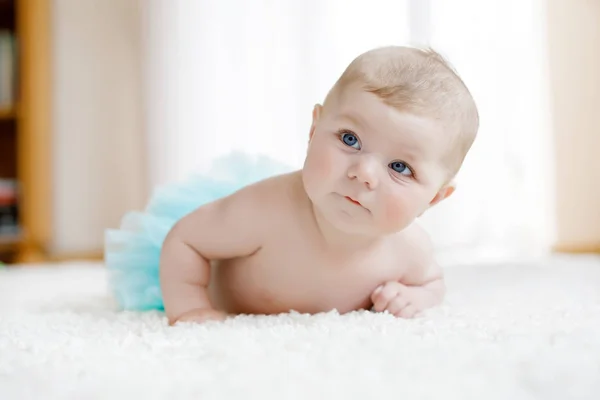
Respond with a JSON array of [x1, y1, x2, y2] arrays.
[[142, 0, 554, 262], [419, 0, 554, 261]]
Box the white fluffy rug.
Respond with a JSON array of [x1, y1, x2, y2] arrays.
[[1, 255, 600, 399]]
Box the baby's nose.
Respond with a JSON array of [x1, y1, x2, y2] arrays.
[[348, 157, 379, 189]]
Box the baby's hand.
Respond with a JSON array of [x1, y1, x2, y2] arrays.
[[370, 281, 425, 318], [170, 308, 229, 326]]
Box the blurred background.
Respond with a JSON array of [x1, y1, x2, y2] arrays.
[[0, 0, 598, 266]]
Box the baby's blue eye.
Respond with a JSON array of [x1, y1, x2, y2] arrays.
[[341, 132, 360, 149], [389, 161, 413, 176]]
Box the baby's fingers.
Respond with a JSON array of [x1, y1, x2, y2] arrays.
[[398, 304, 418, 318], [385, 295, 410, 316], [371, 281, 404, 312]]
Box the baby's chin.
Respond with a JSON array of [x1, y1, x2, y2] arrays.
[[314, 207, 392, 237], [337, 212, 416, 239]]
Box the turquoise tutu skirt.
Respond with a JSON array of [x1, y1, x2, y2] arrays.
[[104, 152, 293, 311]]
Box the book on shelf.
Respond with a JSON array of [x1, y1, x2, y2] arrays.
[[0, 29, 17, 111], [0, 178, 19, 239]]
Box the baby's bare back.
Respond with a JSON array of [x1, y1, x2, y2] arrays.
[[207, 172, 412, 315]]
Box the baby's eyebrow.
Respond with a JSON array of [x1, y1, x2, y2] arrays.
[[392, 149, 420, 164], [337, 112, 367, 130], [387, 135, 431, 164]]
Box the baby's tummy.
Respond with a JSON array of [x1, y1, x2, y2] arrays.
[[207, 259, 374, 315]]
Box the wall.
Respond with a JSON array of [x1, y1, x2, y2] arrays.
[[51, 0, 146, 255], [46, 0, 600, 255], [546, 0, 600, 250]]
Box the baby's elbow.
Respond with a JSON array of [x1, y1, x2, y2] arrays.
[[163, 214, 199, 253]]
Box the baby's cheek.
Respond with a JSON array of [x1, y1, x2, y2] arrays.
[[309, 145, 337, 179], [304, 150, 325, 188], [315, 149, 334, 176], [380, 196, 411, 231]]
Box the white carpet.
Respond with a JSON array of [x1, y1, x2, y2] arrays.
[[1, 255, 600, 400]]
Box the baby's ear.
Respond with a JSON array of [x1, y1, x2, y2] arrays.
[[428, 181, 456, 208], [309, 104, 322, 141]]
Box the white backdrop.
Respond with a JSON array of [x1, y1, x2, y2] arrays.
[[141, 0, 554, 261]]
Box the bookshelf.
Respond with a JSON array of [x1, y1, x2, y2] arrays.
[[0, 0, 51, 264], [0, 106, 15, 118]]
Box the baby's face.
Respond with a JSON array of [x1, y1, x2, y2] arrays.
[[302, 85, 453, 236]]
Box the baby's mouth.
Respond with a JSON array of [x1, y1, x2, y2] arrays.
[[345, 196, 362, 207]]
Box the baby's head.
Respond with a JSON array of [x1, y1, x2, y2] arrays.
[[302, 46, 479, 236]]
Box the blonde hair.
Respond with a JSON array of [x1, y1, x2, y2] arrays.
[[325, 46, 479, 177]]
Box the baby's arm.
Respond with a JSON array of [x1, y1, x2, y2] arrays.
[[371, 225, 445, 318], [159, 184, 266, 325]]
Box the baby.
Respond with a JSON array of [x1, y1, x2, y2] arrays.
[[159, 46, 479, 325]]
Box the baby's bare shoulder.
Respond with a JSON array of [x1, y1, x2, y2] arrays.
[[234, 170, 301, 204], [397, 222, 434, 255], [389, 223, 439, 283], [224, 171, 302, 220], [168, 171, 300, 259]]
